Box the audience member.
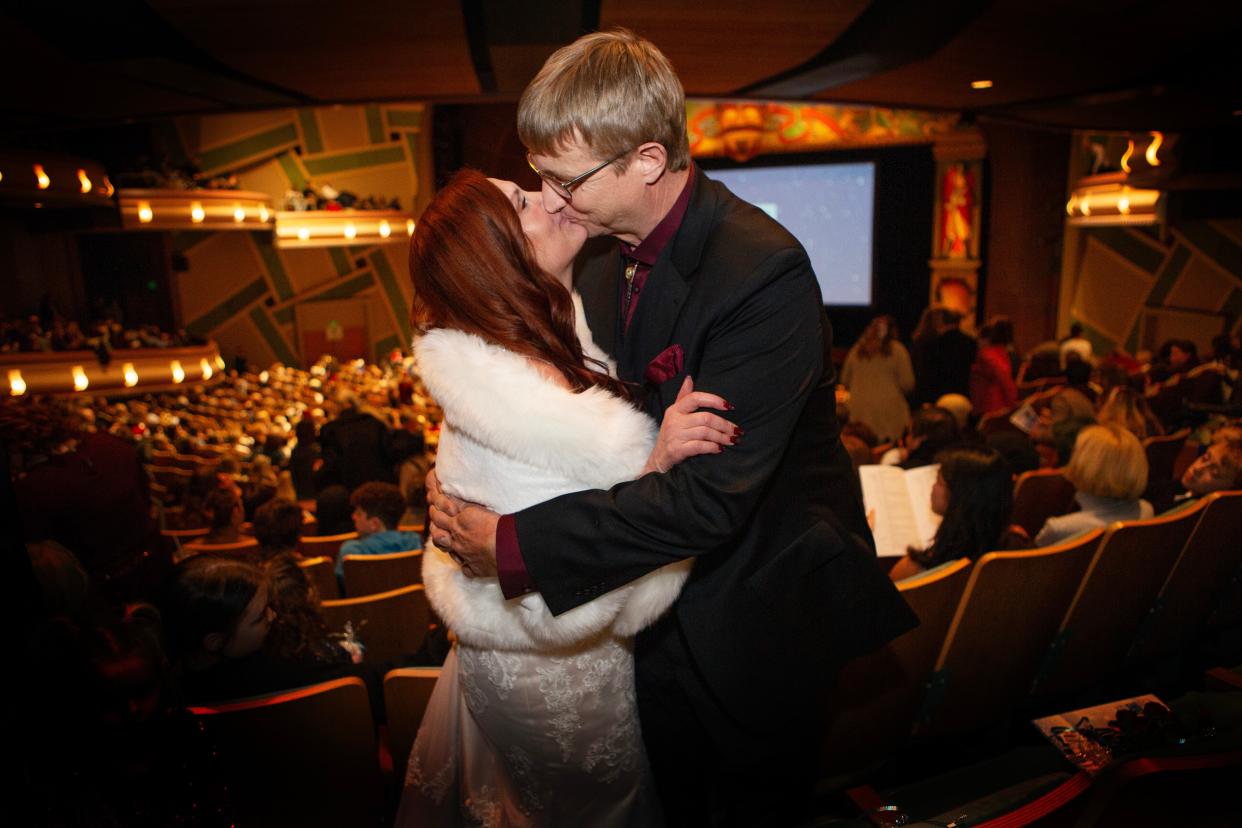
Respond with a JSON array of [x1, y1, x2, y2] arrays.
[[252, 498, 304, 559], [884, 405, 960, 469], [970, 317, 1018, 417], [840, 315, 915, 442], [1149, 338, 1199, 383], [314, 485, 355, 536], [200, 486, 244, 545], [1097, 385, 1163, 440], [1017, 342, 1063, 385], [389, 428, 431, 527], [985, 431, 1041, 476], [1035, 424, 1152, 546], [911, 306, 977, 406], [1149, 421, 1242, 513], [934, 393, 972, 432], [1059, 323, 1093, 367], [336, 482, 423, 578], [889, 446, 1026, 581], [289, 417, 321, 499], [318, 389, 396, 490], [262, 554, 361, 668], [157, 555, 276, 703]]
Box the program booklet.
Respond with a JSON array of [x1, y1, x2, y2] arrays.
[[859, 463, 942, 559]]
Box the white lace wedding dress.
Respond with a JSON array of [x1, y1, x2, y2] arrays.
[[396, 298, 691, 827]]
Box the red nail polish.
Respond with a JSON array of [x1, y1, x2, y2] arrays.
[[724, 401, 735, 411]]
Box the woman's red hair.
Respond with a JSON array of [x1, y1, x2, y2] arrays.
[[409, 169, 631, 399]]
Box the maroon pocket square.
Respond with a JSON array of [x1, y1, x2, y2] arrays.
[[645, 344, 684, 385]]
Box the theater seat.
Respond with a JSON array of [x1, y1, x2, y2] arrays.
[[1128, 490, 1242, 665], [298, 555, 340, 600], [916, 529, 1104, 740], [819, 557, 972, 781], [1010, 468, 1078, 538], [1143, 428, 1191, 484], [384, 667, 442, 783], [1033, 500, 1209, 697], [182, 537, 260, 557], [321, 585, 431, 665], [191, 677, 383, 827], [298, 531, 357, 561], [342, 549, 423, 597]]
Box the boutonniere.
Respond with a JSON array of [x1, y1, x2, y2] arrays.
[[645, 344, 684, 385]]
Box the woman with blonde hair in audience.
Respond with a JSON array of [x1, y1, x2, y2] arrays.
[[841, 314, 915, 443], [1035, 423, 1152, 546], [1097, 385, 1163, 441]]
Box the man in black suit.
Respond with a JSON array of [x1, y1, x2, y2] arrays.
[[430, 29, 915, 825]]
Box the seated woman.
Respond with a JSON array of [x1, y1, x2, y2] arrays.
[[1035, 423, 1153, 546], [1097, 385, 1163, 441], [889, 446, 1028, 581]]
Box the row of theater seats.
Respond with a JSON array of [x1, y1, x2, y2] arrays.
[[820, 489, 1242, 781], [191, 669, 439, 826]]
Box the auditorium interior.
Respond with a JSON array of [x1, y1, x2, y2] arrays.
[[3, 2, 1241, 825]]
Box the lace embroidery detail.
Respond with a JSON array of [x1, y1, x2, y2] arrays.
[[502, 744, 543, 815], [583, 678, 643, 782], [405, 745, 455, 803], [463, 784, 501, 828]]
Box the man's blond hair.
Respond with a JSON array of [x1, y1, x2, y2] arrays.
[[517, 28, 689, 172], [1065, 423, 1148, 500]]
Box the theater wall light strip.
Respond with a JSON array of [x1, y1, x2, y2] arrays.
[[0, 151, 114, 207], [274, 209, 415, 249], [2, 345, 224, 397], [1066, 176, 1162, 227], [117, 189, 275, 230]]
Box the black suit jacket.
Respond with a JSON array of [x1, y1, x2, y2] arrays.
[[514, 168, 916, 732]]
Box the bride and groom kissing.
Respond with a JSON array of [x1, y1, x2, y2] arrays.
[[397, 29, 916, 828]]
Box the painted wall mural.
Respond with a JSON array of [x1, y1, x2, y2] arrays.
[[1067, 220, 1242, 357], [162, 104, 431, 368], [686, 101, 959, 160]]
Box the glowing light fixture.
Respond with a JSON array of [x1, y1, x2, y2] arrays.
[[1145, 131, 1163, 166], [72, 365, 89, 391], [9, 369, 26, 396], [1120, 140, 1135, 173], [77, 169, 92, 193], [170, 360, 185, 384], [970, 80, 993, 89], [200, 358, 213, 380], [406, 219, 415, 235], [1066, 177, 1161, 226], [275, 210, 414, 248], [100, 176, 114, 198], [122, 362, 139, 387], [118, 189, 274, 230], [33, 164, 50, 189], [214, 355, 225, 371]]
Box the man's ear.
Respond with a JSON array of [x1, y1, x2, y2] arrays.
[[203, 632, 225, 654], [633, 142, 668, 184]]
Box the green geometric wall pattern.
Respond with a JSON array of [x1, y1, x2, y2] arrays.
[[1068, 220, 1242, 357], [167, 104, 430, 368]]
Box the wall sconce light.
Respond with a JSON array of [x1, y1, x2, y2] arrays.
[[123, 362, 139, 387], [170, 360, 185, 383], [72, 365, 89, 391], [200, 358, 213, 380], [33, 164, 50, 189], [8, 369, 26, 396]]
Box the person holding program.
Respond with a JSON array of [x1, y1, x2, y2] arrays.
[[424, 29, 914, 825]]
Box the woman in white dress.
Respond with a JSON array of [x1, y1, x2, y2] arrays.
[[395, 170, 736, 827]]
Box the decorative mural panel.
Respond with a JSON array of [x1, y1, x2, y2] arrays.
[[166, 104, 430, 368], [1067, 220, 1242, 356], [686, 100, 959, 160]]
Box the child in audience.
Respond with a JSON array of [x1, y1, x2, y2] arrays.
[[158, 554, 275, 703], [889, 446, 1026, 581], [200, 484, 244, 545], [1035, 424, 1152, 546], [336, 481, 423, 578], [252, 497, 304, 560], [263, 553, 361, 666]]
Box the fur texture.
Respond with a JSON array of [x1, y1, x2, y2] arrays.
[[414, 302, 690, 651]]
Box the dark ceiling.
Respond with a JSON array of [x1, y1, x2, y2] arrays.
[[2, 0, 1239, 136]]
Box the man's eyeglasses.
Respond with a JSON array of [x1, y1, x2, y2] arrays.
[[526, 148, 631, 201]]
